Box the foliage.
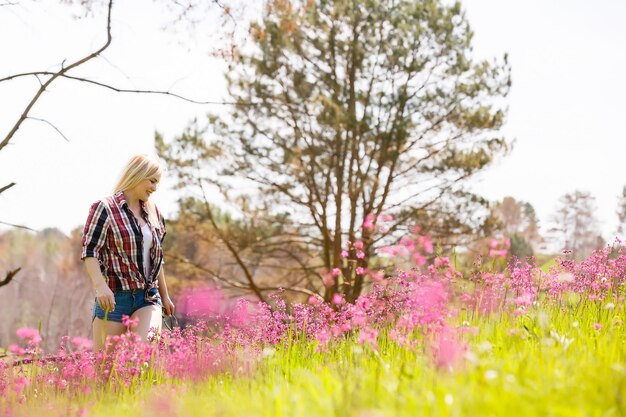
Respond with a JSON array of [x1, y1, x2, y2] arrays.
[[3, 244, 626, 416]]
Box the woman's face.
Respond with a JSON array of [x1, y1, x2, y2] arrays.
[[132, 174, 161, 202]]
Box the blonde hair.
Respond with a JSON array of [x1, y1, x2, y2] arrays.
[[113, 154, 164, 228]]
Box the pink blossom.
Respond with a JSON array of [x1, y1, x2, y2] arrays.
[[354, 241, 364, 250], [341, 250, 349, 258], [412, 252, 426, 266], [358, 327, 379, 349], [332, 293, 344, 305], [431, 328, 466, 371], [434, 257, 450, 268], [356, 251, 365, 259], [593, 323, 602, 330], [9, 343, 25, 356], [422, 235, 434, 254], [16, 327, 42, 344], [370, 270, 384, 282], [355, 267, 365, 275], [121, 315, 139, 328], [331, 268, 341, 277], [308, 295, 321, 305], [362, 214, 375, 231], [322, 274, 335, 287]]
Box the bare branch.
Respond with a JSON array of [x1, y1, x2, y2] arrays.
[[0, 71, 264, 106], [26, 117, 70, 142], [0, 0, 114, 152], [0, 220, 37, 232], [0, 268, 21, 288], [0, 182, 16, 195]]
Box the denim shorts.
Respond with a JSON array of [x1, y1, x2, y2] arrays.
[[92, 288, 161, 323]]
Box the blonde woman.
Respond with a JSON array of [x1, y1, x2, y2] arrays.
[[81, 154, 175, 351]]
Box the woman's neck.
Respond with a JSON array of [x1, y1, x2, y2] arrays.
[[123, 191, 141, 211]]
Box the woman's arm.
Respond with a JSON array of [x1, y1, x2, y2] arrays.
[[84, 257, 115, 312], [157, 268, 175, 316]]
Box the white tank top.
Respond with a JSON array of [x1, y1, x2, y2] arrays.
[[141, 223, 153, 277]]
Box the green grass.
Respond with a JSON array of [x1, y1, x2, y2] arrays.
[[9, 297, 626, 417]]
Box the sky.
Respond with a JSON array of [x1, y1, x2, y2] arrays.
[[1, 0, 625, 243]]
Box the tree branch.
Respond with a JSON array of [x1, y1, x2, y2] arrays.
[[0, 268, 21, 288], [0, 0, 114, 152], [0, 182, 16, 196]]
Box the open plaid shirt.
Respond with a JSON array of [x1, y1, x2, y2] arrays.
[[81, 191, 166, 298]]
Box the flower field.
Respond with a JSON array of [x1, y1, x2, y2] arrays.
[[2, 245, 626, 417]]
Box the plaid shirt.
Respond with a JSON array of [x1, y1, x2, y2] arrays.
[[81, 191, 166, 296]]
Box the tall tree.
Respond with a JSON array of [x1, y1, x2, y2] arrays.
[[494, 196, 542, 257], [550, 190, 604, 260], [159, 0, 511, 302]]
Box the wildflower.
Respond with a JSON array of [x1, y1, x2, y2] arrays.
[[593, 323, 602, 330], [121, 315, 139, 328], [332, 293, 344, 305], [362, 214, 376, 231], [370, 270, 384, 282], [322, 274, 335, 287], [357, 327, 379, 349], [16, 327, 42, 344], [412, 252, 426, 266]]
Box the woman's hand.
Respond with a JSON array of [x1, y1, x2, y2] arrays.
[[95, 282, 115, 312], [162, 296, 175, 317]]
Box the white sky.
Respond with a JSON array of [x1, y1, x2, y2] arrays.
[[0, 0, 625, 242]]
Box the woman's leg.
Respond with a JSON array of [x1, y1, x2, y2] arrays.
[[92, 318, 127, 352], [130, 305, 162, 342]]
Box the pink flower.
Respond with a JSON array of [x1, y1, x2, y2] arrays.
[[412, 252, 426, 266], [358, 327, 379, 349], [9, 343, 25, 356], [434, 257, 449, 268], [370, 270, 384, 282], [356, 251, 365, 259], [354, 241, 364, 250], [308, 295, 321, 305], [355, 267, 365, 275], [331, 268, 341, 277], [322, 274, 335, 287], [362, 214, 375, 231], [593, 323, 602, 330], [423, 236, 433, 253], [332, 293, 344, 305], [16, 327, 42, 344], [121, 315, 139, 328], [341, 250, 349, 258], [12, 376, 30, 395], [490, 239, 499, 249]]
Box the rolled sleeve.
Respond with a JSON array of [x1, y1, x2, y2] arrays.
[[80, 201, 109, 260]]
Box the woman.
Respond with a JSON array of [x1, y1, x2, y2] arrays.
[[81, 154, 175, 351]]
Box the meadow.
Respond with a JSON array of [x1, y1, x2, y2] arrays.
[[2, 243, 626, 417]]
